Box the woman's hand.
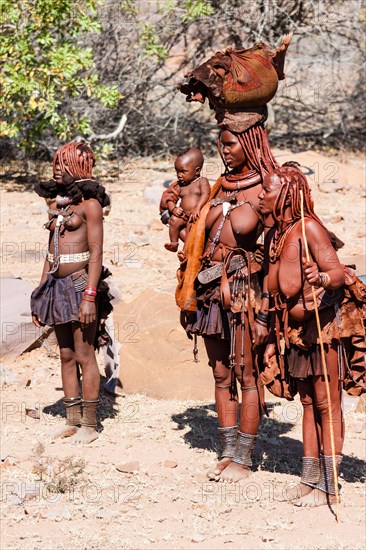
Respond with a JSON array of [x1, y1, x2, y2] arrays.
[[180, 310, 196, 339], [32, 314, 44, 328], [263, 343, 276, 367], [303, 258, 321, 287], [79, 299, 97, 327], [254, 321, 268, 347]]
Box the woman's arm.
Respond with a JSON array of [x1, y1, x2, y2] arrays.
[[32, 236, 51, 327], [85, 199, 103, 287], [39, 258, 50, 285], [303, 218, 345, 290], [79, 199, 103, 326]]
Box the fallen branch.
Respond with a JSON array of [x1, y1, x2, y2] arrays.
[[88, 114, 127, 141]]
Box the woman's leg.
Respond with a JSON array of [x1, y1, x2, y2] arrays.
[[237, 316, 262, 435], [67, 320, 100, 444], [313, 345, 344, 456], [219, 316, 261, 482], [295, 343, 343, 507], [299, 378, 322, 458], [277, 379, 321, 501], [52, 323, 81, 439], [204, 336, 238, 479]]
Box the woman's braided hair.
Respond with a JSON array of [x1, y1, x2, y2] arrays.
[[269, 163, 343, 261], [272, 164, 322, 225], [53, 141, 95, 180], [35, 141, 110, 208]]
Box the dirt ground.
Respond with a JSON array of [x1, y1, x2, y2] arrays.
[[0, 150, 365, 549]]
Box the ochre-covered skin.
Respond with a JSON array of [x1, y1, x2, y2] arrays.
[[179, 126, 278, 483], [160, 148, 210, 252], [32, 141, 110, 445], [259, 166, 360, 506]]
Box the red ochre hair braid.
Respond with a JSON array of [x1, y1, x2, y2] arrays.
[[272, 166, 323, 226], [269, 165, 326, 262], [53, 141, 96, 181]]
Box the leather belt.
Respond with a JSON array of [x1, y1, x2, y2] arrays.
[[198, 255, 248, 284]]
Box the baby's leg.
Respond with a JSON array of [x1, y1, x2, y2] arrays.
[[66, 321, 99, 444], [165, 215, 186, 252], [52, 323, 81, 440]]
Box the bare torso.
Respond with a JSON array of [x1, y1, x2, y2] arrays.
[[267, 219, 341, 320], [204, 184, 263, 261], [47, 200, 90, 277], [179, 177, 205, 213], [268, 222, 304, 299]]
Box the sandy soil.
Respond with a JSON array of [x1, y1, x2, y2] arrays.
[[0, 150, 365, 549]]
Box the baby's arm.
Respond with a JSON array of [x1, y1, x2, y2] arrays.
[[189, 177, 211, 222]]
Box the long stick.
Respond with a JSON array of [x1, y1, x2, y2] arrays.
[[300, 190, 339, 522]]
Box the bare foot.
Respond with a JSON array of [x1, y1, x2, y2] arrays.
[[293, 488, 339, 507], [274, 482, 313, 502], [51, 424, 79, 441], [218, 462, 251, 483], [65, 426, 98, 445], [207, 457, 232, 481], [164, 242, 179, 252]]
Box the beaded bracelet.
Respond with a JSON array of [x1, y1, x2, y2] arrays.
[[82, 295, 96, 303], [84, 286, 97, 298]]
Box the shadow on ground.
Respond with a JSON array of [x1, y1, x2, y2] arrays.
[[42, 376, 120, 432], [172, 403, 365, 482]]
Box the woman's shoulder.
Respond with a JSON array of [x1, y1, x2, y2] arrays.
[[82, 198, 103, 217], [303, 216, 328, 240]]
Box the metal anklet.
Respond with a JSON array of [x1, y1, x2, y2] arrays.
[[64, 396, 82, 426], [301, 457, 320, 488], [232, 431, 256, 468], [317, 455, 342, 495], [81, 399, 99, 428], [316, 455, 343, 495], [218, 426, 238, 459]]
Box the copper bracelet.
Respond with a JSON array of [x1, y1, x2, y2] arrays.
[[319, 272, 331, 289]]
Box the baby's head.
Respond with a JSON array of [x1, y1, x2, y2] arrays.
[[174, 148, 204, 185]]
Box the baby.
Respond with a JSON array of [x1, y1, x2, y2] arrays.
[[160, 148, 210, 252]]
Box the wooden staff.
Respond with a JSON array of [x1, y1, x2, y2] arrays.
[[300, 190, 339, 521]]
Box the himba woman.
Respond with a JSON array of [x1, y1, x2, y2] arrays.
[[259, 164, 366, 506], [31, 141, 112, 444], [176, 37, 291, 482]]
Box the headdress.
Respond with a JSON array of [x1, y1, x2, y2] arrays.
[[179, 34, 292, 133]]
